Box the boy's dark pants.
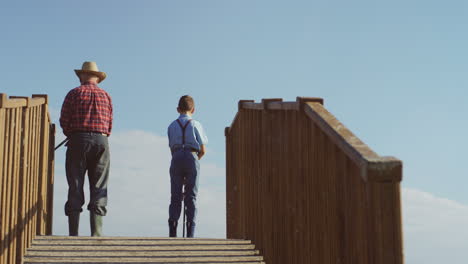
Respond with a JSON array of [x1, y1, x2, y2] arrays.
[[65, 132, 110, 236], [169, 149, 200, 237]]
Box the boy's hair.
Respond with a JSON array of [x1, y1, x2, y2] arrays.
[[178, 95, 195, 112]]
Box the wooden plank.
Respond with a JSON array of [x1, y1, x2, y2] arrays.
[[31, 106, 41, 239], [0, 106, 6, 264], [23, 255, 264, 263], [32, 94, 49, 105], [303, 102, 374, 180], [24, 106, 32, 249], [5, 109, 15, 264], [27, 244, 256, 251], [17, 105, 30, 263], [18, 105, 29, 264], [237, 99, 255, 111], [1, 98, 27, 109], [0, 93, 7, 108], [241, 102, 264, 110], [33, 238, 252, 245], [29, 106, 36, 241], [266, 101, 299, 110], [367, 157, 402, 182], [36, 103, 47, 234], [26, 250, 260, 257], [27, 97, 46, 107], [11, 107, 22, 264], [46, 124, 55, 235], [11, 96, 45, 107], [25, 262, 263, 264], [296, 96, 324, 106], [27, 106, 37, 247], [42, 118, 49, 234]]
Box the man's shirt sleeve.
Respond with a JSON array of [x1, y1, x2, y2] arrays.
[[107, 93, 113, 135], [59, 91, 73, 136]]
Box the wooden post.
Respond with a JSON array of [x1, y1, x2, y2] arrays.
[[46, 124, 55, 235], [11, 106, 23, 264], [16, 98, 30, 264], [0, 93, 7, 264], [32, 95, 49, 236]]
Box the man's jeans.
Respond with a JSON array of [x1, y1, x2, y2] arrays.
[[169, 150, 200, 224], [65, 132, 110, 216]]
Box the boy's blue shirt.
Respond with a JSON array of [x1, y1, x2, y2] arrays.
[[167, 114, 208, 151]]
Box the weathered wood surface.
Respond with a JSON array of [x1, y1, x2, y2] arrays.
[[32, 237, 253, 245], [23, 236, 265, 264], [0, 93, 54, 264], [226, 97, 403, 264]]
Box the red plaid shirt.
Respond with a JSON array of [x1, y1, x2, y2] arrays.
[[60, 82, 113, 136]]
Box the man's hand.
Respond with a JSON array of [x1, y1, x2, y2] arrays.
[[198, 145, 206, 160]]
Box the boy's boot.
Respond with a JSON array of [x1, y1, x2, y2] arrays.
[[186, 222, 195, 238], [68, 212, 80, 236], [168, 220, 177, 237], [90, 212, 103, 237]]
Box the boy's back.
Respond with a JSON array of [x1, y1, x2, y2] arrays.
[[167, 95, 208, 238], [167, 115, 207, 155]]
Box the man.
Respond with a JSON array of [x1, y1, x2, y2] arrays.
[[60, 61, 113, 236]]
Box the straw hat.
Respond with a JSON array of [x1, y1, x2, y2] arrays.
[[74, 61, 107, 83]]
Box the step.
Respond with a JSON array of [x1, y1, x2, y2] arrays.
[[23, 236, 265, 264]]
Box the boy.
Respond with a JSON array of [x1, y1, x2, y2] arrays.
[[167, 95, 208, 237]]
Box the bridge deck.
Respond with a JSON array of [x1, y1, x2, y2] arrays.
[[23, 236, 265, 264]]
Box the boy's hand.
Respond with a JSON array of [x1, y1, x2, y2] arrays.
[[198, 145, 206, 160]]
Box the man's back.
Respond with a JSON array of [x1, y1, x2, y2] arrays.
[[60, 83, 112, 136]]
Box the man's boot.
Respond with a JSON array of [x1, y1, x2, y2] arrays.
[[168, 220, 177, 237], [68, 212, 80, 236], [186, 222, 195, 238], [90, 212, 103, 237]]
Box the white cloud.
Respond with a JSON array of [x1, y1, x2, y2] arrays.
[[53, 130, 226, 238], [402, 188, 468, 264]]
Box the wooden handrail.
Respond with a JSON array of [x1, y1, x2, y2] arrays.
[[225, 97, 403, 264], [232, 97, 402, 182], [0, 93, 55, 264]]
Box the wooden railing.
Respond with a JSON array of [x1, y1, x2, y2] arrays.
[[225, 97, 403, 264], [0, 94, 55, 264]]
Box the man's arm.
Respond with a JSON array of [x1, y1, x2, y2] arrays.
[[59, 92, 73, 137], [198, 144, 206, 160], [108, 94, 113, 135]]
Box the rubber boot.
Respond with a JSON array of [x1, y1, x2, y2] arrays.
[[68, 212, 80, 236], [90, 212, 103, 237], [168, 220, 177, 237], [186, 222, 195, 238]]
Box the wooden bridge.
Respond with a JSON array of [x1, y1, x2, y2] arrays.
[[1, 94, 403, 264]]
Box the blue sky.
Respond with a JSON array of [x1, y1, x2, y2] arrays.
[[1, 1, 467, 263]]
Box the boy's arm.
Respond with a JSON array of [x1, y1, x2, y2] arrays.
[[198, 144, 206, 160]]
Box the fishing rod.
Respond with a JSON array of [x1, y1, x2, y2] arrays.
[[182, 180, 187, 238], [54, 138, 69, 150]]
